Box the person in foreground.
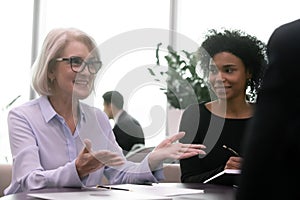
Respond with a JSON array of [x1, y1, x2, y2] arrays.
[[102, 90, 145, 155], [236, 19, 300, 200], [179, 29, 267, 186], [4, 28, 206, 195]]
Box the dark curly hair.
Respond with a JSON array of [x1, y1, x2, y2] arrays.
[[198, 29, 268, 101]]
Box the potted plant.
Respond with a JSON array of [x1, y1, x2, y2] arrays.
[[148, 43, 211, 110]]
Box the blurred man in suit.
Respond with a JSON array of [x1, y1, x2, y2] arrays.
[[236, 19, 300, 199], [102, 91, 145, 155]]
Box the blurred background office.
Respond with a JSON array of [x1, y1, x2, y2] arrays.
[[0, 0, 299, 164]]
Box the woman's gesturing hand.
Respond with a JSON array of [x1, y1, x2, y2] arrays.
[[148, 132, 206, 170], [75, 139, 125, 178]]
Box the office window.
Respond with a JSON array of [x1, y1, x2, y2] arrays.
[[0, 0, 33, 163], [176, 0, 300, 44]]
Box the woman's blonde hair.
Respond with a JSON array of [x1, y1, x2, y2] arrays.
[[31, 27, 100, 96]]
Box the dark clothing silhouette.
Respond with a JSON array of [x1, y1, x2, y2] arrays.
[[236, 19, 300, 200], [113, 111, 145, 155]]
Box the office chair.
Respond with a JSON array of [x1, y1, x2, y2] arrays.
[[0, 164, 12, 196]]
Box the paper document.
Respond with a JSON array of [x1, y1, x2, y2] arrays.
[[27, 183, 204, 200], [106, 183, 204, 196], [27, 190, 172, 200], [203, 169, 241, 183]]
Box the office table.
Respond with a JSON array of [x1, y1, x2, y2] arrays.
[[0, 183, 236, 200]]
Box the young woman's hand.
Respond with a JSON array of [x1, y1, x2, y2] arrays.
[[225, 156, 243, 170]]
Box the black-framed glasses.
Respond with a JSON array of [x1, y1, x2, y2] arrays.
[[56, 56, 102, 74]]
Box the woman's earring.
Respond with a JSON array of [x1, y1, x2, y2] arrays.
[[48, 78, 55, 91], [247, 78, 252, 86]]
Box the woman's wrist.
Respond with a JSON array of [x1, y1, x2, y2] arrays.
[[148, 150, 165, 171]]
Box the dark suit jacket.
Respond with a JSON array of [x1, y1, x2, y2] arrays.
[[113, 111, 145, 155], [236, 19, 300, 200]]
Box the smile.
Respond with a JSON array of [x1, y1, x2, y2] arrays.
[[73, 80, 89, 85]]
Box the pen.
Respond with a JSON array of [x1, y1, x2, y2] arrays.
[[96, 185, 130, 191], [134, 181, 153, 186], [222, 145, 240, 156]]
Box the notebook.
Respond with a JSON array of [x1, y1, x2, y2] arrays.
[[203, 169, 241, 184]]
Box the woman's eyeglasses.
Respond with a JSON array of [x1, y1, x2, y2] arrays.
[[56, 56, 102, 74]]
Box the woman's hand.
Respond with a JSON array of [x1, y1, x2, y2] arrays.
[[148, 132, 206, 170], [75, 139, 125, 178], [225, 156, 243, 170]]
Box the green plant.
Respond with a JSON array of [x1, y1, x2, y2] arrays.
[[148, 43, 211, 109], [0, 95, 21, 163], [1, 95, 21, 111]]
